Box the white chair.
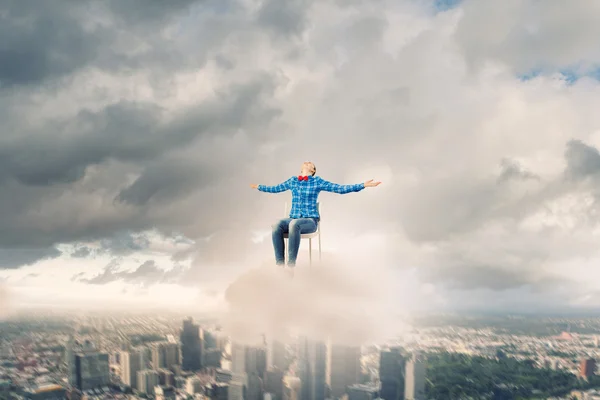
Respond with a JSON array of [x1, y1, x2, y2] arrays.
[[283, 201, 322, 265]]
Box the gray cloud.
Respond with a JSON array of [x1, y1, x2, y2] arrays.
[[498, 158, 540, 183], [0, 247, 61, 269], [564, 139, 600, 180], [455, 0, 600, 74], [71, 246, 92, 258], [81, 259, 183, 286]]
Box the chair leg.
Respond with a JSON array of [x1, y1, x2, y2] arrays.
[[309, 238, 312, 266], [318, 234, 322, 262]]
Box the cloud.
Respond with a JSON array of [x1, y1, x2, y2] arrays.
[[220, 256, 409, 346], [81, 259, 183, 286], [0, 247, 62, 269]]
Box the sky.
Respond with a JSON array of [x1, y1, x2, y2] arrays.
[[4, 0, 600, 329]]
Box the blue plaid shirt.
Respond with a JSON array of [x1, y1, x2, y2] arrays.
[[258, 176, 365, 219]]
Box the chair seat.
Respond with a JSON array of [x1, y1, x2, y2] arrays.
[[283, 231, 319, 239]]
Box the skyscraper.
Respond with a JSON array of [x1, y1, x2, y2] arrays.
[[180, 318, 203, 371], [267, 338, 288, 372], [579, 358, 596, 379], [404, 352, 426, 400], [379, 347, 405, 400], [347, 384, 379, 400], [65, 335, 77, 388], [137, 369, 160, 396], [297, 337, 326, 400], [120, 349, 143, 390], [152, 342, 180, 370], [326, 343, 361, 398], [73, 352, 110, 391], [231, 341, 267, 400]]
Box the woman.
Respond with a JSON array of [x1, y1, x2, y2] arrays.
[[250, 161, 381, 271]]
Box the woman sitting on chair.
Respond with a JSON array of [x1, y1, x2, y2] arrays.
[[250, 161, 381, 271]]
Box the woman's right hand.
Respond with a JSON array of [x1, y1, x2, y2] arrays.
[[250, 184, 258, 189]]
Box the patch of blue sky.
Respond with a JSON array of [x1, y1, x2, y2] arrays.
[[434, 0, 462, 12], [517, 66, 593, 85]]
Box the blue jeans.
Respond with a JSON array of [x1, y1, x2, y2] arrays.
[[272, 218, 318, 266]]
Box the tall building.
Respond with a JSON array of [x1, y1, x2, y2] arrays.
[[228, 379, 245, 400], [283, 376, 301, 400], [180, 318, 203, 371], [137, 369, 160, 396], [186, 376, 203, 395], [326, 343, 361, 398], [73, 352, 110, 391], [264, 369, 285, 400], [152, 342, 180, 370], [231, 342, 267, 400], [379, 348, 405, 400], [268, 339, 288, 372], [580, 358, 596, 379], [404, 352, 426, 400], [155, 385, 177, 400], [65, 335, 77, 388], [120, 349, 143, 390], [156, 368, 175, 387], [347, 384, 379, 400], [297, 337, 326, 400]]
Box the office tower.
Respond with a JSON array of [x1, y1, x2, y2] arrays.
[[65, 335, 77, 388], [326, 343, 361, 398], [229, 379, 245, 400], [204, 331, 218, 350], [379, 348, 405, 400], [120, 349, 143, 390], [157, 368, 175, 387], [137, 369, 159, 396], [247, 373, 263, 400], [155, 385, 176, 400], [216, 368, 233, 383], [152, 342, 180, 370], [404, 352, 426, 400], [73, 351, 110, 391], [186, 376, 203, 395], [206, 382, 229, 400], [180, 318, 203, 371], [347, 384, 379, 400], [297, 337, 326, 400], [204, 348, 223, 368], [268, 339, 288, 372], [283, 376, 301, 400], [580, 358, 596, 379], [264, 369, 285, 400]]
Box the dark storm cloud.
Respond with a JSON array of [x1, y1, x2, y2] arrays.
[[1, 75, 279, 187], [0, 0, 104, 87], [256, 0, 312, 36], [564, 139, 600, 180], [0, 0, 208, 87], [0, 247, 62, 269]]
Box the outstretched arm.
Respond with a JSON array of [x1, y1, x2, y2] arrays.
[[250, 178, 293, 193], [319, 178, 381, 194]]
